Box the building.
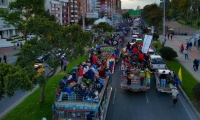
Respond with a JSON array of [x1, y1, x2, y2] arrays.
[[45, 0, 79, 26], [0, 0, 19, 38]]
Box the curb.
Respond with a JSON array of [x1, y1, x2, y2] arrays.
[[178, 85, 200, 119], [151, 40, 200, 119]]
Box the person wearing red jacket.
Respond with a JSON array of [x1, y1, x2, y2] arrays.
[[133, 47, 138, 55], [180, 44, 184, 53], [92, 54, 98, 64], [138, 52, 145, 62]]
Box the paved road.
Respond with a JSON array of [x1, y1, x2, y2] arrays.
[[106, 23, 198, 120]]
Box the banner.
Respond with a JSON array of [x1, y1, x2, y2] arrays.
[[142, 35, 152, 53]]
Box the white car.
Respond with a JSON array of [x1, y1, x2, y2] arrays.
[[148, 48, 155, 55], [149, 55, 166, 70]]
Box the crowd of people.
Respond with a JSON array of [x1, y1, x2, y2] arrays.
[[56, 49, 112, 102], [121, 41, 152, 86]]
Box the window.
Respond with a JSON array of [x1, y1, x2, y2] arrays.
[[2, 0, 4, 3]]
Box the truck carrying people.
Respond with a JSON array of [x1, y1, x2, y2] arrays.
[[121, 41, 152, 92], [52, 50, 113, 120], [154, 69, 177, 93]]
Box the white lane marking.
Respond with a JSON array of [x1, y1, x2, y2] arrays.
[[145, 92, 149, 103], [179, 97, 193, 120], [113, 88, 117, 104]]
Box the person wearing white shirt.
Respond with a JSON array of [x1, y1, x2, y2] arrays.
[[171, 87, 179, 107]]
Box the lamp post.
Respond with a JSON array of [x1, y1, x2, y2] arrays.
[[82, 0, 85, 31], [163, 0, 166, 42]]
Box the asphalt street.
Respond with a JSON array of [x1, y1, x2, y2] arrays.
[[106, 22, 198, 120]]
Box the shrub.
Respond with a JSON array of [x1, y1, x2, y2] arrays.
[[159, 47, 178, 60], [11, 41, 17, 43], [193, 83, 200, 100], [18, 39, 24, 41], [11, 35, 19, 37], [153, 33, 159, 40], [6, 38, 14, 41]]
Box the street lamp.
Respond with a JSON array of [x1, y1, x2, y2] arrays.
[[160, 0, 166, 42]]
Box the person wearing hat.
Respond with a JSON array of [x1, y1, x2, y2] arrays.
[[171, 87, 179, 107]]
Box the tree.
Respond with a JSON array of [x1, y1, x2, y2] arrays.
[[142, 4, 163, 28], [16, 16, 92, 102], [0, 63, 36, 100], [122, 12, 130, 19], [92, 22, 114, 33], [0, 0, 45, 39]]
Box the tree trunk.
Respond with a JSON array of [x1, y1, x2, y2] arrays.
[[40, 83, 46, 102]]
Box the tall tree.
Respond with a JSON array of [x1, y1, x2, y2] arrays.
[[0, 0, 45, 39], [142, 4, 163, 28], [16, 16, 92, 102], [92, 22, 114, 33], [0, 63, 36, 100], [122, 12, 130, 19]]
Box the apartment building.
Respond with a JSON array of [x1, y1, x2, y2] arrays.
[[45, 0, 79, 26], [0, 0, 19, 38]]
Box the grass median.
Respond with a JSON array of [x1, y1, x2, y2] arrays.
[[152, 40, 200, 111], [2, 55, 88, 120]]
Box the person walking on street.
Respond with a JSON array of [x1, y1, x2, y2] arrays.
[[3, 54, 7, 63], [189, 42, 192, 50], [60, 58, 63, 69], [171, 87, 179, 107], [170, 33, 173, 40], [193, 58, 198, 71], [180, 44, 184, 53], [62, 58, 68, 72], [167, 33, 169, 40], [183, 49, 189, 60]]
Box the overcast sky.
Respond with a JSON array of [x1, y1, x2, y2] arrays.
[[121, 0, 161, 9]]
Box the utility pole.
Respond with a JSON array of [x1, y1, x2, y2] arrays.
[[190, 0, 193, 26], [163, 0, 166, 42], [82, 0, 85, 31], [73, 0, 75, 23]]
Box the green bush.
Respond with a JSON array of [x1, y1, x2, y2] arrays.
[[6, 38, 14, 41], [18, 39, 24, 41], [11, 35, 19, 37], [153, 33, 159, 40], [11, 41, 17, 43], [193, 83, 200, 100], [159, 47, 178, 60]]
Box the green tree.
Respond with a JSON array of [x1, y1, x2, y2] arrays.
[[0, 63, 36, 100], [142, 4, 163, 28], [122, 12, 130, 19], [16, 16, 92, 102], [92, 22, 114, 33], [0, 0, 45, 39]]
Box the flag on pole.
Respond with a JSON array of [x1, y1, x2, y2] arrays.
[[177, 68, 182, 84]]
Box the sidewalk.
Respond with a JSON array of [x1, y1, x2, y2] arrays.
[[159, 35, 200, 82], [0, 47, 20, 65]]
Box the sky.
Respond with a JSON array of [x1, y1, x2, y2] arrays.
[[121, 0, 161, 9]]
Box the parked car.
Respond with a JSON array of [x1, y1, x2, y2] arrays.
[[149, 55, 166, 70], [34, 63, 45, 77], [148, 48, 155, 56], [36, 52, 51, 63]]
